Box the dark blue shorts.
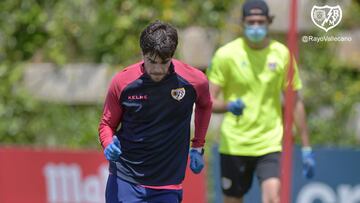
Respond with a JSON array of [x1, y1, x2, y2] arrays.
[[105, 174, 183, 203]]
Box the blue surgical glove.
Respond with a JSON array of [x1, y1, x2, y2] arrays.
[[227, 99, 245, 116], [190, 148, 204, 174], [104, 136, 121, 161], [302, 147, 315, 179]]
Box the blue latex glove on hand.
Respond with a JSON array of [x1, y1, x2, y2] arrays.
[[190, 148, 204, 174], [227, 99, 245, 116], [104, 136, 121, 161], [302, 147, 315, 179]]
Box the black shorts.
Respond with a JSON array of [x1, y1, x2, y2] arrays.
[[220, 152, 280, 198]]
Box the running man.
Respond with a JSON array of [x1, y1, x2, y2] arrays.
[[98, 20, 212, 203]]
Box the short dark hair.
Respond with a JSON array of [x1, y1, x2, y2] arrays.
[[140, 20, 178, 60]]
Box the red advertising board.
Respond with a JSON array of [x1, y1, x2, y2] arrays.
[[0, 147, 207, 203]]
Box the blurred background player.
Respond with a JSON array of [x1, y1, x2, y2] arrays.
[[98, 20, 212, 203], [207, 1, 315, 203]]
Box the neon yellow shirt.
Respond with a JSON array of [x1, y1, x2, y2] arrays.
[[207, 38, 302, 156]]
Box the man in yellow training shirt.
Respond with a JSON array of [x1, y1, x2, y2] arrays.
[[207, 1, 315, 203]]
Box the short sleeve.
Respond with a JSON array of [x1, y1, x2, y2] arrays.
[[207, 52, 227, 87]]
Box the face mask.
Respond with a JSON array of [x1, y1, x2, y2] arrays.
[[244, 25, 268, 43]]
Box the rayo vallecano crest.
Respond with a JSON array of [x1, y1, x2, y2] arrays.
[[311, 5, 342, 32], [171, 87, 185, 101]]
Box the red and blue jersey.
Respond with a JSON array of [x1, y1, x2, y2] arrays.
[[98, 59, 212, 186]]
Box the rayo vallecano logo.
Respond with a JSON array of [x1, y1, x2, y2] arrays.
[[171, 87, 185, 101], [311, 5, 342, 32]]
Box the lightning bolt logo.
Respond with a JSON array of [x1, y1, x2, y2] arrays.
[[311, 5, 342, 32], [321, 8, 333, 26]]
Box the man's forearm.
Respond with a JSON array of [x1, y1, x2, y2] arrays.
[[192, 103, 212, 148], [212, 99, 228, 113], [294, 98, 310, 147]]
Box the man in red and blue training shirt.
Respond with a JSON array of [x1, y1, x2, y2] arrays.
[[98, 20, 212, 203]]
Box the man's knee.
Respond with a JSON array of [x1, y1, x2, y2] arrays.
[[261, 177, 280, 203]]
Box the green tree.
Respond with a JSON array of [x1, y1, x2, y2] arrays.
[[0, 0, 235, 148]]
